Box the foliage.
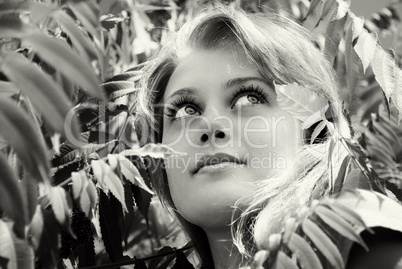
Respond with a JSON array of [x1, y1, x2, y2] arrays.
[[0, 0, 401, 268]]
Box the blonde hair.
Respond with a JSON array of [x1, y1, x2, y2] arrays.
[[135, 4, 351, 267]]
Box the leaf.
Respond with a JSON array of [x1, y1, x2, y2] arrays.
[[333, 155, 351, 193], [98, 190, 123, 262], [0, 1, 53, 18], [345, 20, 363, 93], [372, 47, 396, 101], [0, 220, 16, 269], [68, 1, 100, 40], [122, 143, 186, 159], [14, 236, 34, 269], [52, 10, 98, 61], [392, 68, 402, 122], [134, 259, 148, 269], [86, 179, 98, 216], [303, 0, 324, 31], [23, 33, 103, 99], [0, 98, 49, 183], [275, 83, 328, 121], [132, 184, 152, 224], [71, 171, 92, 216], [311, 120, 328, 144], [302, 218, 344, 269], [91, 160, 127, 212], [148, 246, 175, 269], [0, 52, 76, 134], [314, 205, 368, 250], [0, 18, 35, 38], [324, 14, 347, 66], [333, 0, 350, 20], [172, 249, 195, 269], [100, 14, 124, 31], [101, 81, 136, 101], [121, 183, 135, 249], [274, 251, 298, 269], [48, 186, 72, 225], [287, 233, 323, 269], [108, 154, 154, 194], [21, 172, 39, 224], [104, 70, 142, 83], [0, 152, 26, 238], [354, 30, 377, 72]]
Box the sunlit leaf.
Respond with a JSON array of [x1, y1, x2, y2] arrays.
[[371, 47, 395, 101], [48, 186, 72, 225], [302, 218, 344, 269], [288, 233, 323, 269], [311, 120, 328, 144], [122, 143, 186, 159], [0, 52, 75, 134], [0, 98, 49, 183], [23, 33, 103, 99], [276, 83, 329, 121], [0, 153, 26, 238], [354, 30, 377, 72], [91, 160, 127, 212], [315, 205, 368, 250], [392, 68, 402, 122], [333, 155, 351, 193], [108, 154, 154, 194], [333, 0, 350, 20], [14, 236, 34, 269], [101, 81, 136, 101], [0, 220, 16, 269], [28, 205, 43, 250]]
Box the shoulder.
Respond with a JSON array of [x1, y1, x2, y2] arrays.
[[335, 189, 402, 269]]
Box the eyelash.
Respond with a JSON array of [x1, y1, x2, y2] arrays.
[[164, 85, 269, 120], [164, 96, 199, 120], [230, 85, 269, 108]]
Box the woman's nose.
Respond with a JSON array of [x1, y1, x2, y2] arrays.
[[200, 129, 226, 143]]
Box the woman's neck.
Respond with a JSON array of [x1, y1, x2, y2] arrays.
[[205, 227, 242, 269]]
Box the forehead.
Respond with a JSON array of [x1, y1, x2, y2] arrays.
[[164, 49, 259, 100]]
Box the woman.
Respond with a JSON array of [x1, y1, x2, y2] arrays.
[[135, 4, 402, 269]]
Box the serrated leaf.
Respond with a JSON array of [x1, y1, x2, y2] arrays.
[[324, 14, 347, 66], [91, 160, 127, 212], [302, 218, 344, 269], [108, 154, 154, 194], [351, 15, 364, 39], [372, 47, 395, 101], [105, 70, 142, 83], [0, 98, 49, 183], [315, 205, 368, 250], [334, 155, 351, 193], [287, 233, 323, 269], [23, 33, 103, 99], [101, 81, 136, 100], [354, 30, 377, 72], [86, 179, 98, 217], [333, 0, 350, 20], [345, 21, 363, 93], [49, 186, 72, 225], [392, 68, 402, 122], [98, 190, 123, 262], [21, 172, 38, 224], [132, 184, 152, 224], [0, 153, 26, 238], [52, 10, 98, 61], [122, 143, 186, 159], [275, 83, 328, 121], [0, 220, 17, 269], [0, 52, 76, 134]]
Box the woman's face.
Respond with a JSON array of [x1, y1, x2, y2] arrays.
[[161, 48, 299, 229]]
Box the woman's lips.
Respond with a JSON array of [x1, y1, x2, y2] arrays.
[[191, 153, 245, 175]]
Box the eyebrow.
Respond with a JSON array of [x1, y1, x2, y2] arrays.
[[165, 76, 271, 101]]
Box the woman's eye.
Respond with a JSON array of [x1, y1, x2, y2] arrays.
[[233, 94, 264, 107], [175, 105, 200, 118]]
